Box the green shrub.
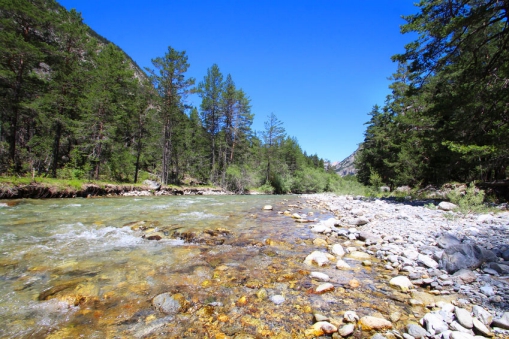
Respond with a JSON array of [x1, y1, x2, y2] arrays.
[[446, 182, 486, 213]]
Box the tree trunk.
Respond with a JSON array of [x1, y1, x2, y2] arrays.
[[51, 121, 62, 178]]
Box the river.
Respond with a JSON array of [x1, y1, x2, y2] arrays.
[[0, 195, 445, 338]]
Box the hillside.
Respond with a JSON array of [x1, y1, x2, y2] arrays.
[[333, 149, 358, 177]]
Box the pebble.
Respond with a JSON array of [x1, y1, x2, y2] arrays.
[[309, 271, 330, 282], [358, 316, 393, 331], [270, 295, 285, 305], [338, 323, 355, 336]]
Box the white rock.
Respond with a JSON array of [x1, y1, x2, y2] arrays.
[[418, 254, 439, 269], [309, 271, 330, 282], [338, 323, 355, 336], [348, 251, 371, 260], [423, 312, 449, 335], [315, 283, 334, 293], [304, 251, 332, 266], [330, 244, 345, 257], [472, 305, 492, 326], [263, 205, 273, 210], [438, 201, 458, 211], [389, 276, 413, 292], [311, 224, 332, 233], [343, 311, 359, 322], [270, 295, 285, 305], [336, 260, 352, 269], [455, 307, 474, 329], [472, 317, 492, 337]]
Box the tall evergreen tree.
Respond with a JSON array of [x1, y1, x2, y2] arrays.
[[146, 46, 194, 185], [0, 0, 58, 171], [78, 43, 136, 180], [198, 64, 224, 182], [262, 113, 285, 184]]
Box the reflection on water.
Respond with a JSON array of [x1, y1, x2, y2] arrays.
[[0, 195, 446, 338]]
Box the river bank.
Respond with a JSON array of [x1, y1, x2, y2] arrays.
[[0, 181, 229, 199]]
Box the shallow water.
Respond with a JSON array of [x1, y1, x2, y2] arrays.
[[0, 195, 442, 338]]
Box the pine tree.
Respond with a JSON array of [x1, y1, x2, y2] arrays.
[[146, 46, 194, 185], [198, 64, 224, 182]]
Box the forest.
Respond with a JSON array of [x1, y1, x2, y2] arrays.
[[356, 0, 509, 190], [0, 0, 344, 194]]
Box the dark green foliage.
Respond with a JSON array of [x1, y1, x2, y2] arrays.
[[357, 0, 509, 187]]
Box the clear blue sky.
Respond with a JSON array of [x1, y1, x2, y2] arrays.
[[58, 0, 418, 163]]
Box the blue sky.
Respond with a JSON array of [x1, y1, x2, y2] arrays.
[[58, 0, 418, 163]]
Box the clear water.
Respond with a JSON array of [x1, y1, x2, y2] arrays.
[[0, 195, 441, 338]]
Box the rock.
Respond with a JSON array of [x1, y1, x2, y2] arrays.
[[315, 283, 334, 294], [348, 279, 360, 288], [304, 251, 333, 266], [450, 320, 474, 334], [307, 321, 337, 336], [359, 316, 392, 331], [422, 312, 449, 335], [440, 244, 498, 273], [338, 323, 355, 337], [480, 284, 495, 296], [357, 231, 382, 244], [472, 305, 492, 327], [348, 251, 371, 260], [492, 312, 509, 329], [452, 269, 477, 284], [418, 254, 439, 269], [348, 217, 369, 226], [143, 179, 161, 190], [472, 317, 493, 337], [438, 201, 459, 211], [487, 262, 509, 274], [310, 271, 330, 282], [455, 307, 474, 329], [330, 244, 346, 257], [389, 276, 414, 292], [256, 288, 268, 300], [449, 332, 475, 339], [270, 295, 285, 305], [407, 323, 429, 338], [152, 293, 182, 314], [311, 224, 332, 233], [437, 233, 462, 249], [262, 205, 273, 210], [343, 311, 359, 322], [314, 313, 329, 322], [313, 238, 328, 246], [336, 259, 351, 269]]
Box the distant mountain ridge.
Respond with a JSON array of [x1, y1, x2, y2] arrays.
[[333, 149, 358, 176]]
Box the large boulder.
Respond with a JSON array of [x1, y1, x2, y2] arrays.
[[439, 244, 498, 274], [143, 180, 161, 190], [437, 233, 462, 249]]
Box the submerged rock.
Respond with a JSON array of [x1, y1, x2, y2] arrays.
[[304, 251, 333, 266], [152, 293, 182, 315]]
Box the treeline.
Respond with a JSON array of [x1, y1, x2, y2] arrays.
[[0, 0, 340, 193], [356, 0, 508, 189]]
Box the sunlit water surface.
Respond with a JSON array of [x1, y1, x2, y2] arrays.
[[0, 195, 442, 338]]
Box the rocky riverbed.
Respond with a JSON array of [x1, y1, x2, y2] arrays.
[[297, 193, 509, 338], [3, 193, 509, 338]]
